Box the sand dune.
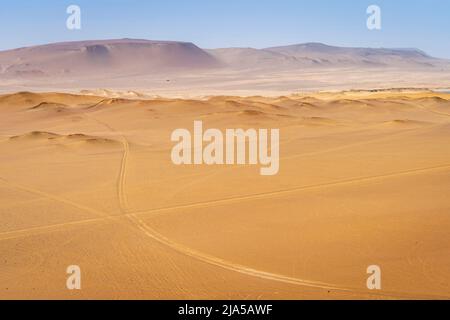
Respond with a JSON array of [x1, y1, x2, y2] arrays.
[[8, 131, 120, 150], [29, 102, 68, 111], [9, 131, 61, 141], [0, 90, 449, 299], [380, 119, 433, 128]]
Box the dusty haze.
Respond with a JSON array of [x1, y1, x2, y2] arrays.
[[0, 39, 449, 96]]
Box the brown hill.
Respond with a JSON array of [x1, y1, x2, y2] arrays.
[[0, 39, 222, 78]]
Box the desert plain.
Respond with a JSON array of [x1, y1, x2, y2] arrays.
[[0, 89, 449, 299]]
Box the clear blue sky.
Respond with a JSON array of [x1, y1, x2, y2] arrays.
[[0, 0, 449, 58]]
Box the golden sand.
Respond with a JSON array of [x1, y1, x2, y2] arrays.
[[0, 90, 449, 299]]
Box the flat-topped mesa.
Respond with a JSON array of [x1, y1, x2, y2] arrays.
[[0, 39, 223, 77]]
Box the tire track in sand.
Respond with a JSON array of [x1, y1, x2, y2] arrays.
[[1, 112, 449, 298], [131, 163, 450, 217], [91, 116, 371, 296], [0, 176, 125, 241], [1, 164, 450, 242], [128, 212, 448, 299], [0, 177, 117, 221], [99, 115, 450, 299]]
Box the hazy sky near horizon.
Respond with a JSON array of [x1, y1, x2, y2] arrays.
[[0, 0, 449, 58]]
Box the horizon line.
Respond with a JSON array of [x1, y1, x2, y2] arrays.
[[0, 37, 439, 58]]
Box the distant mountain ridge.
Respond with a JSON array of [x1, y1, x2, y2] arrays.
[[0, 39, 448, 79], [0, 39, 222, 78], [209, 42, 441, 70]]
